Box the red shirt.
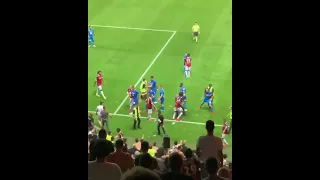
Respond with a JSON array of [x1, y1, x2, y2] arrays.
[[185, 57, 192, 67], [146, 97, 153, 109], [96, 74, 102, 86], [175, 96, 182, 108], [222, 123, 228, 134], [128, 89, 133, 98]]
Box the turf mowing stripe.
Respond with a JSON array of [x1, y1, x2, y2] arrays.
[[113, 31, 177, 114], [90, 25, 176, 33], [88, 111, 222, 127]]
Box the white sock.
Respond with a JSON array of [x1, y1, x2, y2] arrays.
[[100, 91, 106, 98], [172, 111, 176, 119], [223, 139, 228, 145], [177, 112, 183, 118]]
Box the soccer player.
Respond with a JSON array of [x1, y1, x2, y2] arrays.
[[130, 86, 140, 115], [173, 92, 184, 121], [179, 83, 188, 111], [184, 54, 192, 78], [146, 93, 157, 120], [127, 86, 133, 112], [199, 88, 214, 113], [94, 71, 106, 99], [149, 76, 157, 103], [88, 26, 96, 48], [192, 22, 200, 43], [183, 52, 188, 66], [159, 85, 165, 111], [222, 119, 229, 147]]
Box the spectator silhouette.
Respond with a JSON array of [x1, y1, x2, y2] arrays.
[[160, 152, 193, 180], [107, 139, 134, 173], [88, 139, 122, 180], [89, 129, 114, 161], [202, 157, 228, 180], [121, 166, 161, 180]]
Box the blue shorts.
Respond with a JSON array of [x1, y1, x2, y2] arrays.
[[133, 99, 139, 105], [152, 89, 157, 95], [203, 98, 212, 104], [88, 37, 94, 42], [160, 98, 164, 104]]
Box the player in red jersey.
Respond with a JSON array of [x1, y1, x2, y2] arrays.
[[127, 86, 133, 112], [222, 119, 229, 147], [183, 148, 201, 180], [94, 71, 106, 99], [172, 92, 184, 121], [184, 53, 192, 78], [146, 93, 157, 121]]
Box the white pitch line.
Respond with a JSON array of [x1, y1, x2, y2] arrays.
[[112, 31, 177, 114], [90, 25, 175, 33], [88, 111, 222, 127]]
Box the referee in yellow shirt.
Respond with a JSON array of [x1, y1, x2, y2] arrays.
[[192, 22, 200, 43]]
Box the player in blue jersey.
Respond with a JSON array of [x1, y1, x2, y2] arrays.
[[88, 26, 96, 48], [179, 83, 188, 111], [130, 86, 140, 115], [159, 85, 165, 111], [149, 76, 157, 103], [199, 88, 214, 114]]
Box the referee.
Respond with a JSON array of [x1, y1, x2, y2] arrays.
[[132, 104, 141, 129], [157, 110, 166, 135]]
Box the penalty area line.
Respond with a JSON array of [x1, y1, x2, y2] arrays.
[[88, 111, 222, 127], [112, 31, 177, 114], [90, 25, 176, 33]]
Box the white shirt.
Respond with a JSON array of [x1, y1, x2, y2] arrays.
[[96, 105, 103, 115], [196, 135, 223, 162], [88, 161, 122, 180]]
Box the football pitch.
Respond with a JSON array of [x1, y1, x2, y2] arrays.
[[88, 0, 232, 160]]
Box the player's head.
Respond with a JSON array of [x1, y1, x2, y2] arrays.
[[229, 106, 232, 110], [195, 22, 198, 25], [150, 76, 154, 80], [117, 128, 121, 133], [205, 88, 209, 92], [223, 119, 227, 123], [97, 70, 102, 75], [159, 85, 163, 89], [131, 85, 135, 90], [178, 92, 183, 97], [88, 25, 91, 29], [100, 101, 104, 105], [179, 83, 183, 87], [187, 53, 190, 57], [208, 84, 212, 87]]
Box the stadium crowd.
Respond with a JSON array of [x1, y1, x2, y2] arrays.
[[88, 118, 232, 180]]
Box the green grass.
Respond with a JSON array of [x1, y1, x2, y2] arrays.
[[88, 0, 232, 160]]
